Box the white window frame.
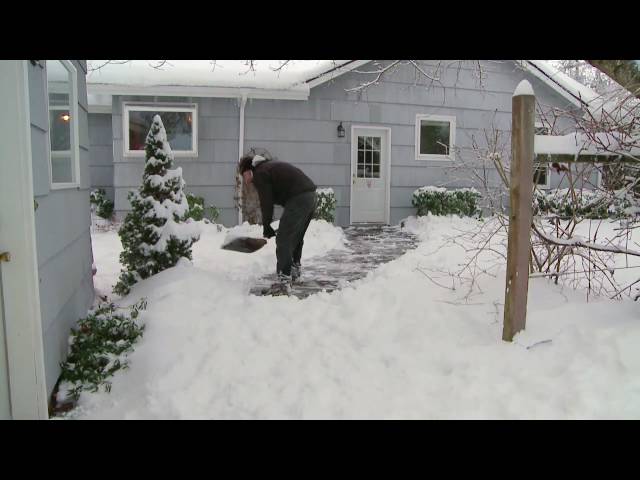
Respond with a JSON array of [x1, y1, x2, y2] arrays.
[[123, 103, 198, 157], [45, 60, 80, 190], [415, 114, 456, 161], [534, 122, 551, 189]]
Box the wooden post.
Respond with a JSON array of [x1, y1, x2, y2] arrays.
[[503, 80, 536, 342]]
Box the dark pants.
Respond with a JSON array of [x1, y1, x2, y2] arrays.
[[276, 191, 317, 277]]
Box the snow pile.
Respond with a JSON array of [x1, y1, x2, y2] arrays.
[[76, 216, 640, 419]]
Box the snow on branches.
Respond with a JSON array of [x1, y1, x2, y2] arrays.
[[114, 115, 201, 296]]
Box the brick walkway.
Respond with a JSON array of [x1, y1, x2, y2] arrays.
[[250, 225, 418, 298]]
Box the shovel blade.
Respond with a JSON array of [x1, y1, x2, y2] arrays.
[[221, 236, 267, 253]]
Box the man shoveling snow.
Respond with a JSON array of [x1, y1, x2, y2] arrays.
[[238, 153, 317, 295]]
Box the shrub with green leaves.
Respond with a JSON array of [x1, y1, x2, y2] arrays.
[[313, 188, 337, 223], [186, 193, 220, 223], [533, 188, 640, 219], [412, 187, 481, 217], [90, 189, 114, 220], [58, 298, 147, 402]]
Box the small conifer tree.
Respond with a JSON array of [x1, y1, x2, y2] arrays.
[[114, 115, 200, 295]]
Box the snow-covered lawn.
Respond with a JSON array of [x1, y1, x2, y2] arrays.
[[72, 216, 640, 419]]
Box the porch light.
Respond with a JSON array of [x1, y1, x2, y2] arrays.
[[61, 113, 70, 122], [337, 121, 345, 138]]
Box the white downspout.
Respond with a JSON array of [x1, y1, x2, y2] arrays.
[[237, 94, 247, 225]]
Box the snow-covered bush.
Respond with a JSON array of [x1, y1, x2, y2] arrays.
[[533, 188, 640, 219], [314, 188, 337, 223], [114, 115, 201, 296], [57, 299, 146, 403], [186, 193, 220, 223], [412, 187, 481, 217], [90, 188, 114, 220]]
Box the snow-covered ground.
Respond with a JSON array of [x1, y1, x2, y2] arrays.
[[72, 216, 640, 419]]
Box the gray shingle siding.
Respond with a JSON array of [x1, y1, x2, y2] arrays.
[[29, 60, 94, 395]]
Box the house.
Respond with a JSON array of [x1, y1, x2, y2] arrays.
[[0, 60, 94, 419], [86, 60, 601, 226]]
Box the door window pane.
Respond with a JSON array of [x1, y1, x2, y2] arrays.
[[372, 151, 380, 178], [357, 135, 383, 179]]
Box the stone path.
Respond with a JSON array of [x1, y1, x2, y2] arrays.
[[250, 225, 418, 299]]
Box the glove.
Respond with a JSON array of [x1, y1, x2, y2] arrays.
[[263, 225, 276, 239]]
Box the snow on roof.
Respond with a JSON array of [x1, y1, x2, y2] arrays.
[[85, 59, 606, 112], [535, 132, 640, 158], [526, 60, 600, 106], [86, 60, 353, 98]]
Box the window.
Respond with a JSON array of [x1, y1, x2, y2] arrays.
[[533, 165, 550, 188], [123, 103, 198, 156], [356, 135, 381, 178], [534, 122, 550, 189], [416, 114, 455, 160], [535, 123, 551, 136], [46, 60, 79, 188]]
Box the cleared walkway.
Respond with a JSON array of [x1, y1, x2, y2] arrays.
[[250, 225, 418, 298]]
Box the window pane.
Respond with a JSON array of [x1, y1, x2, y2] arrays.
[[372, 164, 380, 178], [364, 137, 372, 150], [534, 165, 547, 185], [535, 125, 550, 135], [51, 153, 73, 183], [372, 136, 380, 150], [129, 110, 194, 151], [420, 120, 450, 156], [47, 60, 74, 184], [49, 109, 71, 151], [365, 150, 372, 166], [372, 151, 380, 167], [358, 136, 364, 150]]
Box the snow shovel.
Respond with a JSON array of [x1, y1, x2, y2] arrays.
[[221, 236, 268, 253]]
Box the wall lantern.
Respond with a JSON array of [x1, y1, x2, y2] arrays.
[[337, 121, 345, 138]]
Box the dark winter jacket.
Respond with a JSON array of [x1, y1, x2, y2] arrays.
[[251, 158, 316, 226]]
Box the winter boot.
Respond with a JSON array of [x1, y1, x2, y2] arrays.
[[291, 262, 302, 283], [265, 273, 292, 296]]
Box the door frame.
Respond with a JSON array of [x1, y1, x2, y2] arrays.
[[0, 60, 49, 419], [349, 125, 392, 225]]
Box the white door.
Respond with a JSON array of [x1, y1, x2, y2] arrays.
[[350, 126, 390, 224]]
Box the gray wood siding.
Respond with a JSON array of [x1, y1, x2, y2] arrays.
[[29, 60, 94, 394], [244, 60, 580, 225], [102, 61, 581, 227], [89, 113, 114, 201]]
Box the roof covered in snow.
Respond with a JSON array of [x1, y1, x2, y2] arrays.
[[86, 60, 356, 100], [85, 60, 602, 112], [523, 60, 600, 106], [535, 131, 640, 159]]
